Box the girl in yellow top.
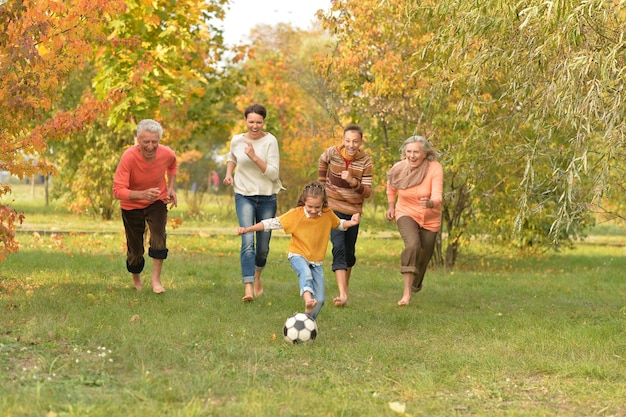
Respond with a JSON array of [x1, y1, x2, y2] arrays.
[[238, 182, 360, 319], [386, 136, 443, 306]]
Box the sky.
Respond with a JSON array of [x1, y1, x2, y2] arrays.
[[219, 0, 332, 45]]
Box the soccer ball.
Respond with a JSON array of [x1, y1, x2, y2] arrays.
[[283, 313, 318, 344]]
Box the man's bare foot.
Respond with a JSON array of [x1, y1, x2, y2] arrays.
[[254, 287, 264, 297], [397, 298, 411, 306], [333, 296, 347, 307], [133, 276, 143, 291], [152, 284, 165, 294], [242, 294, 254, 302], [305, 299, 318, 315]]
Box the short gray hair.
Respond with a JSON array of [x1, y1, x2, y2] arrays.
[[136, 119, 163, 139], [400, 135, 437, 161]]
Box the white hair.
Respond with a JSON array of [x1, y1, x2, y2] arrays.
[[136, 119, 163, 139]]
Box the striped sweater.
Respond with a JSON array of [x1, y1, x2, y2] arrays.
[[318, 145, 373, 215]]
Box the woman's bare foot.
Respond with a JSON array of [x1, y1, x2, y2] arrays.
[[333, 296, 347, 307], [305, 299, 318, 315], [253, 272, 263, 297], [397, 297, 411, 306], [133, 275, 143, 291], [242, 283, 254, 302]]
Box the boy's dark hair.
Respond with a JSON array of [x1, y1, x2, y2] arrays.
[[296, 181, 328, 208], [343, 123, 363, 139]]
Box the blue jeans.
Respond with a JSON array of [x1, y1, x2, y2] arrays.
[[289, 255, 325, 319], [235, 194, 277, 283]]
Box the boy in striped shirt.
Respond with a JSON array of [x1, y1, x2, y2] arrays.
[[318, 124, 373, 307]]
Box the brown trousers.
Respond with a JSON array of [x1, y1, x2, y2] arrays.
[[121, 201, 168, 273], [396, 216, 438, 292]]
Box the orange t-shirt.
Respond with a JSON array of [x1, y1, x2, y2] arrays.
[[113, 145, 177, 210]]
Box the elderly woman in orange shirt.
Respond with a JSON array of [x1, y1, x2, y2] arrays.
[[386, 135, 443, 306]]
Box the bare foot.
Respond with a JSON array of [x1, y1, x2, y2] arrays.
[[242, 283, 254, 302], [333, 296, 347, 307], [152, 284, 165, 294], [397, 298, 411, 306], [133, 276, 143, 291], [254, 277, 263, 297], [305, 299, 318, 315]]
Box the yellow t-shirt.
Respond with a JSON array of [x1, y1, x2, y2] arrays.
[[278, 207, 341, 262]]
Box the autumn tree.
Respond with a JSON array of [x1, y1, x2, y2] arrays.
[[455, 1, 626, 241], [229, 23, 338, 208], [50, 0, 230, 219], [0, 0, 125, 259], [317, 0, 626, 267], [316, 0, 499, 267]]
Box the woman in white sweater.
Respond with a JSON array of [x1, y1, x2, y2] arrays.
[[223, 104, 283, 302]]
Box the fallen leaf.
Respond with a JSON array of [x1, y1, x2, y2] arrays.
[[389, 402, 406, 415]]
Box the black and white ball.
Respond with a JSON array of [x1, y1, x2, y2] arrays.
[[283, 313, 318, 344]]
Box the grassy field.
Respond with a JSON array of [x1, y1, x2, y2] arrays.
[[1, 184, 625, 416]]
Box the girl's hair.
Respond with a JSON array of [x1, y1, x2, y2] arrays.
[[296, 181, 328, 208], [244, 103, 267, 119]]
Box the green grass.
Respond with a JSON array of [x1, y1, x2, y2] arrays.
[[1, 184, 625, 416]]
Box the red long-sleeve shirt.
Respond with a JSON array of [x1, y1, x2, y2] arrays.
[[113, 145, 177, 210]]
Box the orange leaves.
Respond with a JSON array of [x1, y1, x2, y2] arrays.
[[0, 204, 24, 262], [1, 0, 124, 145], [168, 217, 183, 230], [179, 150, 203, 165], [0, 0, 129, 262]]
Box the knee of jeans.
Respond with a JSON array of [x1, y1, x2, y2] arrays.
[[300, 270, 313, 281], [241, 234, 255, 251], [256, 234, 271, 254], [256, 247, 269, 260]]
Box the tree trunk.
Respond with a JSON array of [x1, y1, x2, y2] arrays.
[[44, 175, 49, 207]]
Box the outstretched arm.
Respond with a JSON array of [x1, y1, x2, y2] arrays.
[[337, 213, 361, 231], [237, 217, 282, 235], [237, 222, 264, 235]]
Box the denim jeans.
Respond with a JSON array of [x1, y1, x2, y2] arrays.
[[235, 193, 277, 283], [289, 255, 325, 319]]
